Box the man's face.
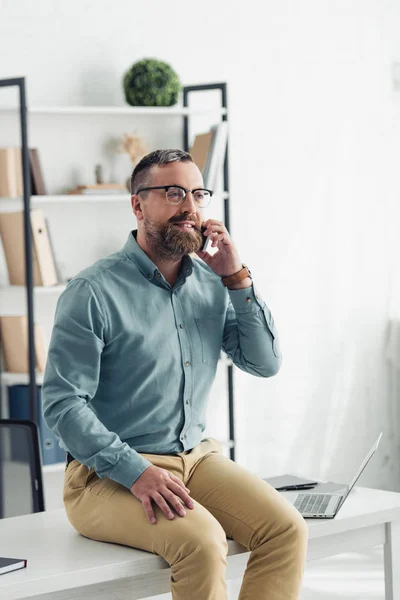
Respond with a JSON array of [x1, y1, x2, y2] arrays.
[[133, 161, 205, 260]]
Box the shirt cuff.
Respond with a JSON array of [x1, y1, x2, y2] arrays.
[[227, 282, 265, 314], [109, 448, 153, 489]]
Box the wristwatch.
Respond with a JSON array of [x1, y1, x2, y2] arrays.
[[221, 264, 251, 287]]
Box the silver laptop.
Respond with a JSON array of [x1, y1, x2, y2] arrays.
[[291, 432, 383, 518]]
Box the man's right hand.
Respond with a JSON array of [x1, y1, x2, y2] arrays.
[[130, 465, 195, 524]]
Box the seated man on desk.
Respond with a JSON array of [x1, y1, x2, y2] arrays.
[[42, 149, 308, 600]]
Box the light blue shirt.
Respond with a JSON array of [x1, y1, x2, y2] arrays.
[[42, 231, 281, 489]]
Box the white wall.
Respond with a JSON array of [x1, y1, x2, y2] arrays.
[[1, 0, 400, 495]]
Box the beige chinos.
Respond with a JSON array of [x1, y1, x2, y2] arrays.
[[64, 438, 308, 599]]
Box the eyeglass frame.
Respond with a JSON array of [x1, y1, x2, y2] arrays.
[[136, 185, 214, 207]]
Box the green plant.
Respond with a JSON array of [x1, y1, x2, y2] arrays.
[[123, 58, 181, 107]]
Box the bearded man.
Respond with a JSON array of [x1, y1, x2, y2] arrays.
[[43, 149, 308, 600]]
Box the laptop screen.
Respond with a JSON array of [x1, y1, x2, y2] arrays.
[[338, 432, 383, 509]]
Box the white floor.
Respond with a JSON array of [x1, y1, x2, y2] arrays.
[[143, 547, 385, 600]]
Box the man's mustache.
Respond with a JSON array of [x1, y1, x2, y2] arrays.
[[168, 215, 201, 230]]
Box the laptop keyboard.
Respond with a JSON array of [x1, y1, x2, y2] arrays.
[[294, 493, 332, 514]]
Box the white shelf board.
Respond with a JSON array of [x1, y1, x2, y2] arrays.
[[0, 284, 67, 293], [0, 105, 227, 117], [2, 371, 44, 385], [32, 194, 130, 203], [0, 192, 228, 204]]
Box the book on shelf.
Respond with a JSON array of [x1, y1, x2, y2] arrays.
[[29, 148, 47, 195], [68, 184, 128, 195], [0, 316, 47, 373], [0, 147, 46, 197], [189, 121, 228, 190], [0, 557, 27, 576], [0, 148, 20, 197], [0, 209, 58, 286]]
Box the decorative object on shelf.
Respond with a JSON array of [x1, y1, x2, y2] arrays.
[[0, 316, 47, 373], [68, 183, 127, 196], [123, 58, 181, 107], [0, 210, 58, 286], [95, 164, 104, 185], [120, 133, 148, 191]]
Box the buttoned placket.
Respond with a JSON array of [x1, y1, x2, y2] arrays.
[[170, 286, 193, 448]]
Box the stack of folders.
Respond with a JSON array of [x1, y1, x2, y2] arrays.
[[0, 147, 46, 197], [190, 121, 228, 190], [0, 209, 58, 286], [0, 557, 27, 576]]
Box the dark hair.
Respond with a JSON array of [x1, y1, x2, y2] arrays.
[[130, 149, 193, 195]]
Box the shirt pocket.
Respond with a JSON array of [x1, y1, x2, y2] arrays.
[[194, 314, 225, 365]]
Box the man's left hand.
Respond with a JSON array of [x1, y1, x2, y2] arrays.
[[196, 219, 242, 277]]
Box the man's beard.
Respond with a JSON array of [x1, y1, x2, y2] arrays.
[[143, 214, 203, 261]]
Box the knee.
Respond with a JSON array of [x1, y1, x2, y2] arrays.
[[284, 510, 309, 548], [254, 504, 309, 552], [175, 521, 228, 568]]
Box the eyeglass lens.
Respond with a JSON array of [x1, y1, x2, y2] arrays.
[[166, 187, 210, 206]]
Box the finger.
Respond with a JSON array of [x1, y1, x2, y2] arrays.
[[168, 481, 195, 509], [203, 224, 226, 236], [153, 492, 175, 520], [169, 473, 191, 493], [164, 490, 187, 517], [142, 497, 157, 524]]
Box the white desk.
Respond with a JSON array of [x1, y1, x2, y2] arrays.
[[1, 486, 400, 600]]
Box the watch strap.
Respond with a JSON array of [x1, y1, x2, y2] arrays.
[[221, 264, 251, 287]]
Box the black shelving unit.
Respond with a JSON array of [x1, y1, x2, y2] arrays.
[[0, 79, 236, 463], [0, 77, 37, 424], [183, 83, 235, 461]]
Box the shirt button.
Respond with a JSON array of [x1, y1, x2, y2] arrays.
[[186, 399, 190, 405], [179, 324, 184, 329], [156, 273, 161, 279], [147, 274, 152, 279], [185, 361, 190, 367], [246, 297, 252, 303]]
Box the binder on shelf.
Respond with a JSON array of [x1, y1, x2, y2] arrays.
[[0, 146, 46, 197], [0, 315, 47, 373], [189, 121, 228, 190], [0, 209, 58, 286], [189, 130, 216, 174], [0, 148, 20, 197], [8, 385, 65, 465]]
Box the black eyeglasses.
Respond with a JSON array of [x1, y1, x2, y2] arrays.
[[136, 185, 213, 208]]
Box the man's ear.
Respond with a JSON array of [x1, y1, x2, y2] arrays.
[[131, 194, 144, 221]]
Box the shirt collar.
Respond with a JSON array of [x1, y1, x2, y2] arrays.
[[123, 230, 194, 282]]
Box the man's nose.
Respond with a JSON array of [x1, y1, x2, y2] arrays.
[[180, 191, 197, 212]]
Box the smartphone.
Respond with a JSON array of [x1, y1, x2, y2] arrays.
[[201, 225, 212, 253]]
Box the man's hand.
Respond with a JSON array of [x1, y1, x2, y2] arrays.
[[196, 219, 242, 278], [130, 465, 195, 524]]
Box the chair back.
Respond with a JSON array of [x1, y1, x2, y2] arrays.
[[0, 419, 45, 518]]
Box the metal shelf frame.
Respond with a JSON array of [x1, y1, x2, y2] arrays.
[[0, 77, 37, 423], [183, 83, 235, 461]]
